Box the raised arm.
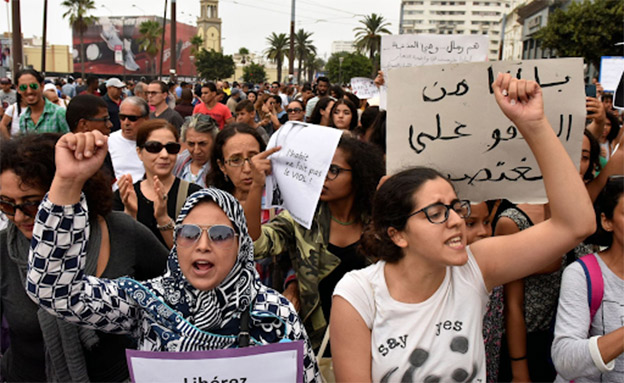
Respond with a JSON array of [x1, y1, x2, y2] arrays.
[[472, 74, 596, 290]]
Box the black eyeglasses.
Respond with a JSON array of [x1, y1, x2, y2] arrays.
[[141, 141, 181, 154], [85, 115, 111, 123], [326, 164, 352, 181], [224, 155, 256, 167], [18, 83, 40, 92], [286, 108, 303, 113], [0, 199, 42, 217], [175, 224, 238, 248], [408, 199, 471, 224], [119, 114, 144, 122]]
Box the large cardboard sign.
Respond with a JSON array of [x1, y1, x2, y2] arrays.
[[264, 122, 342, 229], [386, 58, 585, 203], [127, 341, 304, 383]]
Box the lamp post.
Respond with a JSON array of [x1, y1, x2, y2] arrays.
[[338, 56, 344, 85]]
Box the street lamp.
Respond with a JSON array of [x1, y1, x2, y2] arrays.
[[338, 56, 344, 85]]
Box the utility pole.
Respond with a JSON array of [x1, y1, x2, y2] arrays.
[[41, 0, 48, 75], [170, 0, 176, 81], [11, 0, 22, 77], [158, 0, 168, 80], [288, 0, 295, 83]]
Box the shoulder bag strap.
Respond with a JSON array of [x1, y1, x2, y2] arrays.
[[577, 253, 604, 324], [175, 179, 190, 218]]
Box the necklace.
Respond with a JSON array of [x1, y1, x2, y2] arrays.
[[331, 215, 356, 226]]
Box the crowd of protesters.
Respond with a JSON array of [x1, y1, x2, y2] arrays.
[[0, 66, 622, 383]]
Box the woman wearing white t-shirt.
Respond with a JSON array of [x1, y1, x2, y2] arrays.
[[0, 93, 26, 139], [330, 74, 596, 382]]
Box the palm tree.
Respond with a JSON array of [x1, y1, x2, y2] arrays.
[[265, 32, 290, 83], [61, 0, 98, 80], [305, 53, 325, 83], [190, 34, 204, 56], [139, 20, 163, 76], [353, 13, 391, 75], [294, 29, 316, 84]]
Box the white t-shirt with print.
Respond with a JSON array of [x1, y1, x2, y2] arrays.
[[334, 246, 489, 383]]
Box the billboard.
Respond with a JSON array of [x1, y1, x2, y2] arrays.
[[72, 16, 198, 77]]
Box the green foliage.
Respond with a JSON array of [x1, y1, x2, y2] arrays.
[[535, 0, 623, 69], [354, 13, 391, 75], [195, 49, 235, 81], [190, 35, 204, 56], [61, 0, 97, 78], [265, 32, 290, 83], [295, 29, 317, 83], [238, 47, 250, 55], [138, 20, 163, 75], [326, 52, 373, 85], [243, 62, 267, 84], [305, 52, 325, 83]]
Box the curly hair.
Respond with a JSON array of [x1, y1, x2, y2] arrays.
[[205, 123, 266, 193], [361, 167, 453, 263], [0, 133, 112, 217]]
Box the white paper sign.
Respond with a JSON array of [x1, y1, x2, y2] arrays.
[[379, 34, 489, 109], [264, 121, 342, 229], [386, 58, 585, 203], [127, 341, 304, 383], [599, 56, 624, 92], [350, 77, 379, 99]]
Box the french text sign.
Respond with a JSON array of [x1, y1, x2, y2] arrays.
[[264, 122, 342, 229], [599, 56, 624, 92], [127, 341, 304, 383], [386, 58, 585, 203], [350, 77, 379, 99]]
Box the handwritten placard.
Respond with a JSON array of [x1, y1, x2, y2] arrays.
[[350, 77, 379, 99], [599, 56, 624, 92], [127, 341, 304, 383], [386, 58, 585, 203], [264, 121, 342, 229]]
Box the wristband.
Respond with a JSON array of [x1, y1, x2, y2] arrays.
[[157, 218, 175, 231]]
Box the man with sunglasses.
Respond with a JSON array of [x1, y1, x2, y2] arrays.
[[108, 96, 150, 189], [147, 80, 184, 132], [17, 69, 69, 134]]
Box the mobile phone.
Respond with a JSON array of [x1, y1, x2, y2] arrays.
[[585, 84, 597, 98]]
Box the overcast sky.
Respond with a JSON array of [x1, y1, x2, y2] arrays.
[[0, 0, 401, 60]]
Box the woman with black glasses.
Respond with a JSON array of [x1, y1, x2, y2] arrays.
[[0, 133, 168, 382], [25, 131, 320, 382], [114, 119, 201, 248]]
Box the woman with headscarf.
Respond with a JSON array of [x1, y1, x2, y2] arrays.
[[26, 130, 320, 382]]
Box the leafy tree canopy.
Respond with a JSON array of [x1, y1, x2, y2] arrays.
[[325, 52, 373, 85], [535, 0, 623, 69], [243, 62, 267, 84], [195, 49, 235, 81]]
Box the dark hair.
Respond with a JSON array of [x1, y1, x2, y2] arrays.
[[150, 80, 168, 93], [309, 96, 334, 125], [180, 88, 193, 104], [329, 85, 345, 99], [86, 75, 99, 87], [206, 123, 266, 193], [287, 99, 304, 110], [136, 119, 180, 148], [66, 95, 108, 132], [317, 76, 330, 85], [271, 94, 282, 106], [605, 111, 621, 143], [367, 110, 387, 154], [235, 99, 255, 113], [337, 136, 385, 220], [302, 83, 312, 92], [360, 106, 380, 133], [16, 68, 44, 84], [587, 176, 624, 247], [361, 167, 453, 262], [272, 81, 280, 87], [0, 133, 112, 217], [246, 90, 257, 100], [202, 82, 217, 93], [583, 129, 601, 182], [330, 98, 358, 130], [344, 92, 360, 109]]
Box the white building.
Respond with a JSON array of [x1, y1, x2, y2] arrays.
[[331, 41, 357, 54], [399, 0, 513, 60]]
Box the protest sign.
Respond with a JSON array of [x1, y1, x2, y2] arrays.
[[386, 58, 585, 203], [379, 34, 489, 109], [127, 341, 304, 383], [350, 77, 379, 99], [264, 121, 342, 229], [599, 56, 624, 92]]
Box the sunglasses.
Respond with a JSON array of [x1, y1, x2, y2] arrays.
[[119, 114, 144, 122], [286, 108, 303, 113], [0, 199, 41, 217], [86, 116, 111, 123], [18, 83, 40, 92], [175, 224, 238, 248], [142, 141, 181, 154]]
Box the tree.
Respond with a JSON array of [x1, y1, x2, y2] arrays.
[[305, 53, 325, 83], [238, 47, 250, 64], [243, 62, 267, 84], [195, 49, 235, 81], [535, 0, 623, 70], [61, 0, 97, 80], [139, 20, 163, 75], [294, 29, 316, 84], [353, 13, 391, 76], [190, 34, 204, 56], [326, 52, 372, 85], [265, 32, 290, 83]]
